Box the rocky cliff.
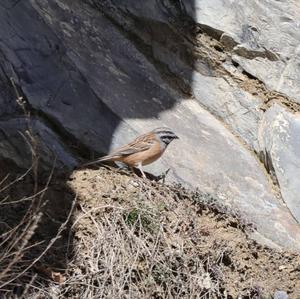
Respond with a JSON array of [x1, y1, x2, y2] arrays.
[[1, 0, 300, 250]]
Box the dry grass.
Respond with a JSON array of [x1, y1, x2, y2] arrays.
[[0, 165, 75, 298], [65, 178, 225, 298], [1, 166, 300, 298], [0, 78, 44, 295], [48, 167, 300, 299], [0, 78, 75, 298]]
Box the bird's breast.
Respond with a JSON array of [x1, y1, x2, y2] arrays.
[[122, 141, 164, 166]]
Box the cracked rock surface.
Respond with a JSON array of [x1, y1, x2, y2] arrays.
[[259, 104, 300, 223], [0, 0, 300, 250]]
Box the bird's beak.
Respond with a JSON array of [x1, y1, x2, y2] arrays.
[[174, 134, 179, 139]]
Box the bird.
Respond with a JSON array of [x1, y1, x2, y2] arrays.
[[81, 127, 179, 178]]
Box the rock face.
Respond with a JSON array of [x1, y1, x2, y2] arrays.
[[0, 0, 300, 250], [259, 104, 300, 223], [184, 0, 300, 103], [0, 117, 78, 170]]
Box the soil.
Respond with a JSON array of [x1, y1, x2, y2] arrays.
[[0, 164, 300, 298], [65, 167, 300, 299]]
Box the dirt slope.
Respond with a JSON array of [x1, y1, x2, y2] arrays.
[[64, 167, 300, 298], [0, 165, 299, 298]]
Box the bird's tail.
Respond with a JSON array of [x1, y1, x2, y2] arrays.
[[81, 154, 116, 168]]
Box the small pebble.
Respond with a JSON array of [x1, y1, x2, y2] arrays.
[[274, 290, 288, 299], [129, 180, 140, 188]]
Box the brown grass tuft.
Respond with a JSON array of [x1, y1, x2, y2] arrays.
[[53, 167, 300, 299]]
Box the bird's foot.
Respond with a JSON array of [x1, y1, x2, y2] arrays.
[[155, 168, 171, 183]]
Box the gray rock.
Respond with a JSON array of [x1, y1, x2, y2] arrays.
[[85, 0, 263, 151], [191, 71, 262, 151], [274, 290, 289, 299], [184, 0, 300, 102], [115, 100, 300, 250], [184, 0, 300, 60], [0, 117, 78, 169], [0, 0, 126, 157], [232, 55, 300, 104], [258, 104, 300, 223]]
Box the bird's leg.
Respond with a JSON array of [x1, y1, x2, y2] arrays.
[[130, 166, 138, 177], [136, 162, 146, 179], [129, 166, 143, 178]]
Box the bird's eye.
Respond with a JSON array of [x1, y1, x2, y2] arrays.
[[162, 137, 171, 144]]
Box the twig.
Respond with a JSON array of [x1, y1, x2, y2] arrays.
[[0, 195, 76, 289]]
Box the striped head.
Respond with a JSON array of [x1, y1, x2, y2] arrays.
[[153, 127, 179, 147]]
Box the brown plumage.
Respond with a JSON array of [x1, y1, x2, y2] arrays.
[[82, 127, 179, 178]]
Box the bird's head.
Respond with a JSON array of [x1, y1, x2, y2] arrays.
[[153, 127, 179, 146]]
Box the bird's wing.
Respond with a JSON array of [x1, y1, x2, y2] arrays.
[[81, 133, 155, 167], [109, 135, 155, 157]]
